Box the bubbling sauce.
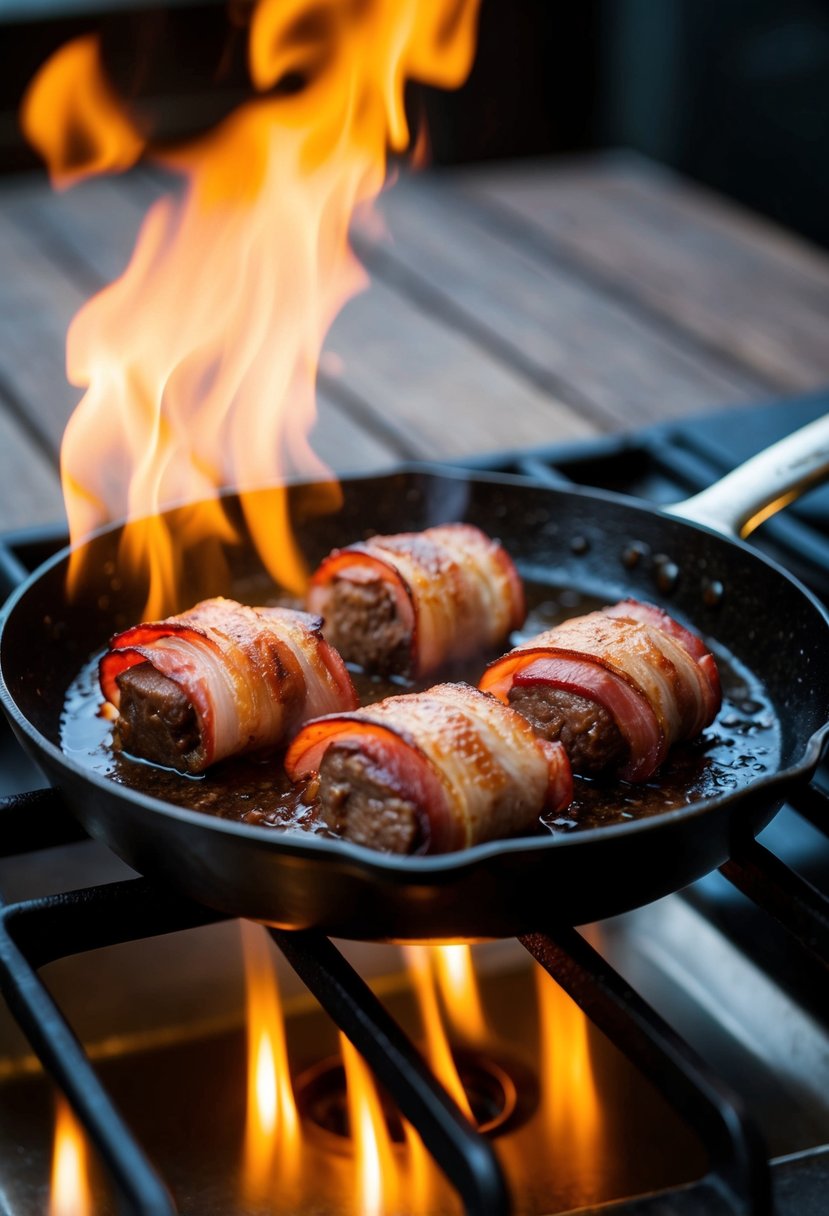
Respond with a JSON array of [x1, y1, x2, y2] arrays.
[[61, 584, 780, 840]]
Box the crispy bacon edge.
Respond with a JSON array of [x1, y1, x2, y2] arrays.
[[99, 599, 357, 770], [307, 523, 525, 677], [480, 600, 721, 783], [285, 684, 572, 854]]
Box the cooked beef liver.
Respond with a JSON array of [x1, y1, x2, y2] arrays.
[[318, 744, 420, 853], [508, 685, 627, 775], [115, 662, 202, 773], [323, 578, 412, 675]]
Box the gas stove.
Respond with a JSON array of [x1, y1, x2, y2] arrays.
[[0, 396, 827, 1215]]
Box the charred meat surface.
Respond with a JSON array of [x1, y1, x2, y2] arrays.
[[324, 577, 412, 676], [508, 685, 628, 776], [115, 662, 202, 773], [318, 744, 420, 853]]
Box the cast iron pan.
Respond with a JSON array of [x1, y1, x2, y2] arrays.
[[1, 420, 829, 940]]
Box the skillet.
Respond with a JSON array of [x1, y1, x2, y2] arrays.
[[1, 417, 828, 940]]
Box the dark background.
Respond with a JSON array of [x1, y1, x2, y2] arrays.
[[1, 0, 828, 248]]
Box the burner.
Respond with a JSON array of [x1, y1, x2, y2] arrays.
[[295, 1049, 536, 1149]]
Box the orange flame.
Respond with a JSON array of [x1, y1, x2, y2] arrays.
[[433, 944, 488, 1042], [50, 1096, 93, 1216], [241, 921, 300, 1198], [21, 0, 480, 618], [340, 1033, 398, 1216], [404, 945, 473, 1121], [21, 35, 145, 190], [535, 964, 602, 1152]]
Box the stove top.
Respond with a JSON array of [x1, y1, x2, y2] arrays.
[[0, 394, 827, 1215]]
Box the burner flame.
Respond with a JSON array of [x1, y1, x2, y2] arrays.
[[50, 1096, 92, 1216], [341, 1033, 398, 1216], [535, 961, 603, 1176], [404, 945, 474, 1121], [241, 922, 299, 1198], [433, 943, 488, 1041]]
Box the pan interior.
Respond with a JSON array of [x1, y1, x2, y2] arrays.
[[3, 470, 827, 843], [60, 577, 780, 838]]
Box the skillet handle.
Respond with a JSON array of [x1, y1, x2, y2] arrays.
[[665, 412, 829, 537]]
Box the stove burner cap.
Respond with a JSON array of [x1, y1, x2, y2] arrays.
[[295, 1049, 534, 1150]]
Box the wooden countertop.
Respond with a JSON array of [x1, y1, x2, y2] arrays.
[[1, 150, 828, 532]]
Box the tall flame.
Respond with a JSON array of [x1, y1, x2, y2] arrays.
[[535, 965, 602, 1154], [50, 1096, 93, 1216], [241, 921, 300, 1198], [433, 944, 487, 1041], [404, 945, 473, 1121], [20, 1, 480, 618], [340, 1033, 398, 1216]]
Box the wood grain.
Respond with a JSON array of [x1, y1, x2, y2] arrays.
[[1, 152, 824, 536], [322, 275, 598, 457], [355, 174, 769, 429], [467, 152, 829, 392], [0, 206, 83, 454], [0, 405, 64, 529]]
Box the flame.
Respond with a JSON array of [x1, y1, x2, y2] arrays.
[[241, 921, 300, 1198], [404, 946, 473, 1121], [21, 0, 480, 618], [402, 1118, 436, 1213], [50, 1096, 93, 1216], [340, 1033, 398, 1216], [433, 944, 487, 1041], [535, 964, 602, 1153], [21, 35, 145, 190]]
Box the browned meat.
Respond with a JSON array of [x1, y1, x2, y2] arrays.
[[115, 662, 202, 772], [318, 744, 420, 853], [508, 685, 627, 776], [323, 577, 412, 675]]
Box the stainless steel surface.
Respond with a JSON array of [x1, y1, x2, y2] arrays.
[[666, 413, 829, 536]]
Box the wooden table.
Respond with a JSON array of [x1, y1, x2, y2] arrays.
[[1, 150, 828, 533]]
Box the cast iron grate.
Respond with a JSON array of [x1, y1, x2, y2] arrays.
[[0, 804, 779, 1216], [1, 396, 827, 1214]]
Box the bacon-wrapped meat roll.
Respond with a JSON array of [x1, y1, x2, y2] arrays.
[[307, 524, 525, 678], [284, 682, 572, 854], [479, 600, 721, 783], [100, 597, 358, 774]]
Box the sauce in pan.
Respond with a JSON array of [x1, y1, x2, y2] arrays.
[[61, 584, 780, 840]]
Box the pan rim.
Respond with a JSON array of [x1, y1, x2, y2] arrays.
[[1, 467, 828, 879]]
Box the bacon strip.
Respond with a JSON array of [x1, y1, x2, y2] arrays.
[[480, 600, 721, 783], [285, 682, 572, 853], [307, 523, 525, 677], [100, 597, 357, 772], [604, 599, 721, 721]]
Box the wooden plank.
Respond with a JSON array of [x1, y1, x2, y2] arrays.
[[321, 276, 598, 458], [8, 170, 596, 459], [465, 153, 829, 392], [355, 174, 768, 430], [0, 172, 146, 296], [0, 404, 63, 529], [310, 391, 401, 474], [0, 207, 84, 454]]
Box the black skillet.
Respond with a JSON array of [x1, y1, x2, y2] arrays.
[[1, 418, 828, 940]]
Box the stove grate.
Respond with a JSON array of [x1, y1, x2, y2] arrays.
[[0, 806, 785, 1216]]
